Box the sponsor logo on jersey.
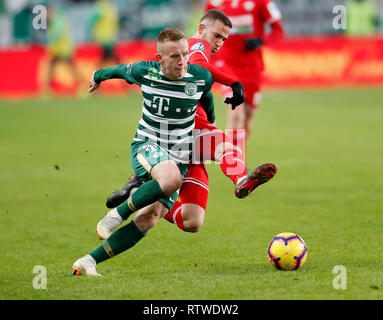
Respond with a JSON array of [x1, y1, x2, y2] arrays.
[[229, 14, 254, 35], [148, 67, 161, 80], [229, 14, 253, 28], [184, 82, 198, 96], [190, 42, 206, 52]]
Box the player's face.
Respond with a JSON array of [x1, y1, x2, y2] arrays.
[[200, 20, 231, 54], [156, 39, 189, 80]]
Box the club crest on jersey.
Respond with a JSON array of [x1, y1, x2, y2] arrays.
[[184, 82, 198, 96], [190, 42, 206, 52], [148, 68, 161, 80]]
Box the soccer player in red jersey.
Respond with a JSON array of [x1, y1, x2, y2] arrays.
[[103, 10, 276, 234], [205, 0, 285, 158]]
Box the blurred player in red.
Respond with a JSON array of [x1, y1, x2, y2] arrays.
[[104, 10, 277, 234], [205, 0, 284, 157]]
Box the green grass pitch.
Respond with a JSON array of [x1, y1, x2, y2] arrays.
[[0, 87, 382, 300]]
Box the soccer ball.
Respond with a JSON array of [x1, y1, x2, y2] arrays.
[[268, 232, 307, 271]]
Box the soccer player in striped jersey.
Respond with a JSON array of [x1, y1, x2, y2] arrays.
[[72, 28, 215, 276], [104, 10, 277, 234], [162, 10, 276, 231]]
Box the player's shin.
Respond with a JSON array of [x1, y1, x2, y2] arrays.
[[90, 220, 146, 264], [164, 200, 184, 230], [116, 179, 167, 220], [214, 131, 247, 185], [219, 147, 247, 185]]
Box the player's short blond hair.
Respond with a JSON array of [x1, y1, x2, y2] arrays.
[[157, 28, 186, 44], [157, 28, 187, 55], [200, 9, 232, 28]]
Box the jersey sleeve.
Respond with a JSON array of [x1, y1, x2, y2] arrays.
[[259, 1, 284, 44], [189, 40, 211, 64], [199, 90, 215, 124], [198, 60, 238, 87], [189, 39, 238, 86], [261, 0, 282, 24], [94, 62, 143, 85]]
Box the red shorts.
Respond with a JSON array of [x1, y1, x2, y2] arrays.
[[180, 163, 209, 211], [179, 109, 227, 211]]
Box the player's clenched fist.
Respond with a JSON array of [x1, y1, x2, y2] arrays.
[[88, 71, 100, 92]]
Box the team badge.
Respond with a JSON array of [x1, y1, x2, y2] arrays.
[[184, 82, 198, 96], [190, 42, 206, 52], [148, 68, 161, 80]]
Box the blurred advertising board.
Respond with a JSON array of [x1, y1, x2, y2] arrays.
[[0, 36, 382, 98]]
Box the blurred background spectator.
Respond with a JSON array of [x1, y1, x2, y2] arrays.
[[346, 0, 378, 36], [43, 2, 82, 97], [86, 0, 119, 66]]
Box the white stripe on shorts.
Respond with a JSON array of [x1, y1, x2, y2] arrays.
[[183, 178, 209, 192]]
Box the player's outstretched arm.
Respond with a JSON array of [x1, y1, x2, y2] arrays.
[[88, 64, 132, 93]]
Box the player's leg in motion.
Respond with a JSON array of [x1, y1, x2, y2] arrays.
[[96, 159, 182, 239], [164, 164, 209, 232], [195, 128, 277, 198], [195, 128, 247, 186], [72, 160, 182, 276], [72, 201, 168, 276]]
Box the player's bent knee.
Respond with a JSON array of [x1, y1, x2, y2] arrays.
[[183, 219, 204, 233], [181, 203, 205, 233]]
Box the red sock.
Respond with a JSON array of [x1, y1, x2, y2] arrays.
[[164, 201, 184, 230], [227, 129, 247, 163], [218, 129, 247, 185], [194, 129, 248, 185], [220, 148, 247, 185]]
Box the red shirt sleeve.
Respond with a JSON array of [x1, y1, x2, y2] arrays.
[[188, 38, 238, 86], [260, 0, 284, 44], [263, 20, 284, 44], [193, 58, 238, 86], [261, 0, 282, 23]]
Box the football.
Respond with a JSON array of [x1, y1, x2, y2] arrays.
[[268, 233, 308, 270]]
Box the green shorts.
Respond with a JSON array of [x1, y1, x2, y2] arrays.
[[130, 140, 188, 211]]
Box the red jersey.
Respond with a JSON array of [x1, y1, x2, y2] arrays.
[[188, 38, 238, 86], [205, 0, 283, 70], [188, 38, 238, 127]]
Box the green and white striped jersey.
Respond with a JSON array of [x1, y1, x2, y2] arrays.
[[94, 61, 214, 164]]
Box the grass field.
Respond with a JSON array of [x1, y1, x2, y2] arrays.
[[0, 87, 382, 300]]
